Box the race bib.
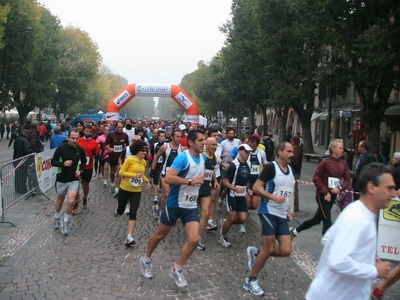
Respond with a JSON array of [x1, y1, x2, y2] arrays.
[[114, 145, 123, 153], [204, 169, 213, 181], [278, 186, 293, 202], [235, 185, 246, 197], [250, 164, 261, 175], [181, 188, 198, 205], [86, 156, 90, 166], [328, 177, 341, 189], [129, 177, 143, 187]]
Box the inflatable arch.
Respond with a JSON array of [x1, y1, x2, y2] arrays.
[[106, 83, 200, 124]]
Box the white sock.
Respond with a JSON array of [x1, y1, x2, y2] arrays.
[[208, 219, 213, 224], [293, 228, 298, 235], [55, 211, 61, 219], [64, 213, 71, 223], [156, 204, 160, 210]]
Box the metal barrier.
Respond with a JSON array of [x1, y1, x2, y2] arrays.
[[0, 153, 38, 226]]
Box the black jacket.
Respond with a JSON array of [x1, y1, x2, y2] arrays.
[[352, 151, 377, 192], [13, 135, 34, 160]]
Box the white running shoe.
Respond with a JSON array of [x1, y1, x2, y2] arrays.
[[124, 205, 130, 215]]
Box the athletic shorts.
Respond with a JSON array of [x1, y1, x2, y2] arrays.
[[226, 195, 248, 213], [109, 159, 119, 168], [153, 167, 161, 185], [100, 158, 109, 166], [198, 191, 212, 199], [159, 205, 199, 227], [56, 180, 79, 196], [259, 214, 289, 236], [81, 169, 93, 183]]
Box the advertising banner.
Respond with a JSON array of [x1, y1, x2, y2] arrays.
[[135, 84, 172, 97], [377, 197, 400, 261], [35, 149, 57, 194]]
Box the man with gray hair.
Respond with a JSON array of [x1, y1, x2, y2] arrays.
[[290, 139, 351, 238]]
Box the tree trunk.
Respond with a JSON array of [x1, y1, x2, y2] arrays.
[[367, 126, 380, 154], [276, 107, 288, 142], [302, 123, 314, 154], [260, 104, 268, 136]]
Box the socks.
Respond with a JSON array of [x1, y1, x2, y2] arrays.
[[143, 255, 151, 263], [55, 211, 60, 219], [293, 228, 298, 235], [173, 263, 182, 272], [208, 219, 213, 224], [249, 275, 257, 282], [64, 213, 71, 223]]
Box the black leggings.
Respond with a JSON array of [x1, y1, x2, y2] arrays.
[[117, 189, 141, 220], [296, 193, 335, 235]]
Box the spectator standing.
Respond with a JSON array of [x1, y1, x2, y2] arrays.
[[50, 126, 67, 149], [28, 121, 43, 153], [264, 133, 275, 161], [6, 122, 10, 139], [8, 120, 19, 148], [0, 122, 5, 139], [13, 129, 34, 193], [290, 136, 303, 212], [352, 140, 376, 200]]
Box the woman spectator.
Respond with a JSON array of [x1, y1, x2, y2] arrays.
[[113, 139, 151, 245]]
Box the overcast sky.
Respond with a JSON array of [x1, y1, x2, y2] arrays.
[[37, 0, 232, 85]]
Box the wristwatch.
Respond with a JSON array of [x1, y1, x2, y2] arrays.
[[188, 179, 192, 186]]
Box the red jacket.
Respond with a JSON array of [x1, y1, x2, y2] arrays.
[[313, 156, 351, 195]]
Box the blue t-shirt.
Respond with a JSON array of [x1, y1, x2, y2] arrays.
[[166, 151, 204, 208]]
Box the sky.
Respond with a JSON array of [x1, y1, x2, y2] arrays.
[[37, 0, 232, 85]]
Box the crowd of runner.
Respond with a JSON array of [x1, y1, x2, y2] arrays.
[[50, 117, 399, 299]]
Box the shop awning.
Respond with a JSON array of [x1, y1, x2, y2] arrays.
[[385, 105, 400, 116], [311, 112, 326, 121]]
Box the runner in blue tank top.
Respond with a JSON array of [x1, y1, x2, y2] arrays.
[[140, 130, 206, 289], [243, 141, 295, 296]]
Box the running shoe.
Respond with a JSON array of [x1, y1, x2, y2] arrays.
[[103, 179, 107, 187], [82, 199, 88, 209], [218, 236, 231, 248], [113, 188, 119, 198], [61, 220, 69, 236], [72, 203, 79, 215], [140, 256, 154, 279], [153, 196, 158, 205], [196, 238, 205, 250], [169, 267, 188, 288], [124, 205, 130, 215], [125, 235, 136, 245], [110, 183, 115, 193], [205, 221, 218, 231], [113, 208, 118, 218], [54, 218, 61, 230], [240, 223, 247, 234], [243, 277, 264, 296], [289, 227, 297, 240], [246, 246, 258, 271]]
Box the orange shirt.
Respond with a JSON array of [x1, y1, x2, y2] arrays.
[[78, 137, 101, 170]]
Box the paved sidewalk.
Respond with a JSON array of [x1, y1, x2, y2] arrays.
[[0, 142, 399, 299]]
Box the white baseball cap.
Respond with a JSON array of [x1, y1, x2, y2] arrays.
[[179, 124, 186, 130], [238, 144, 252, 152]]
